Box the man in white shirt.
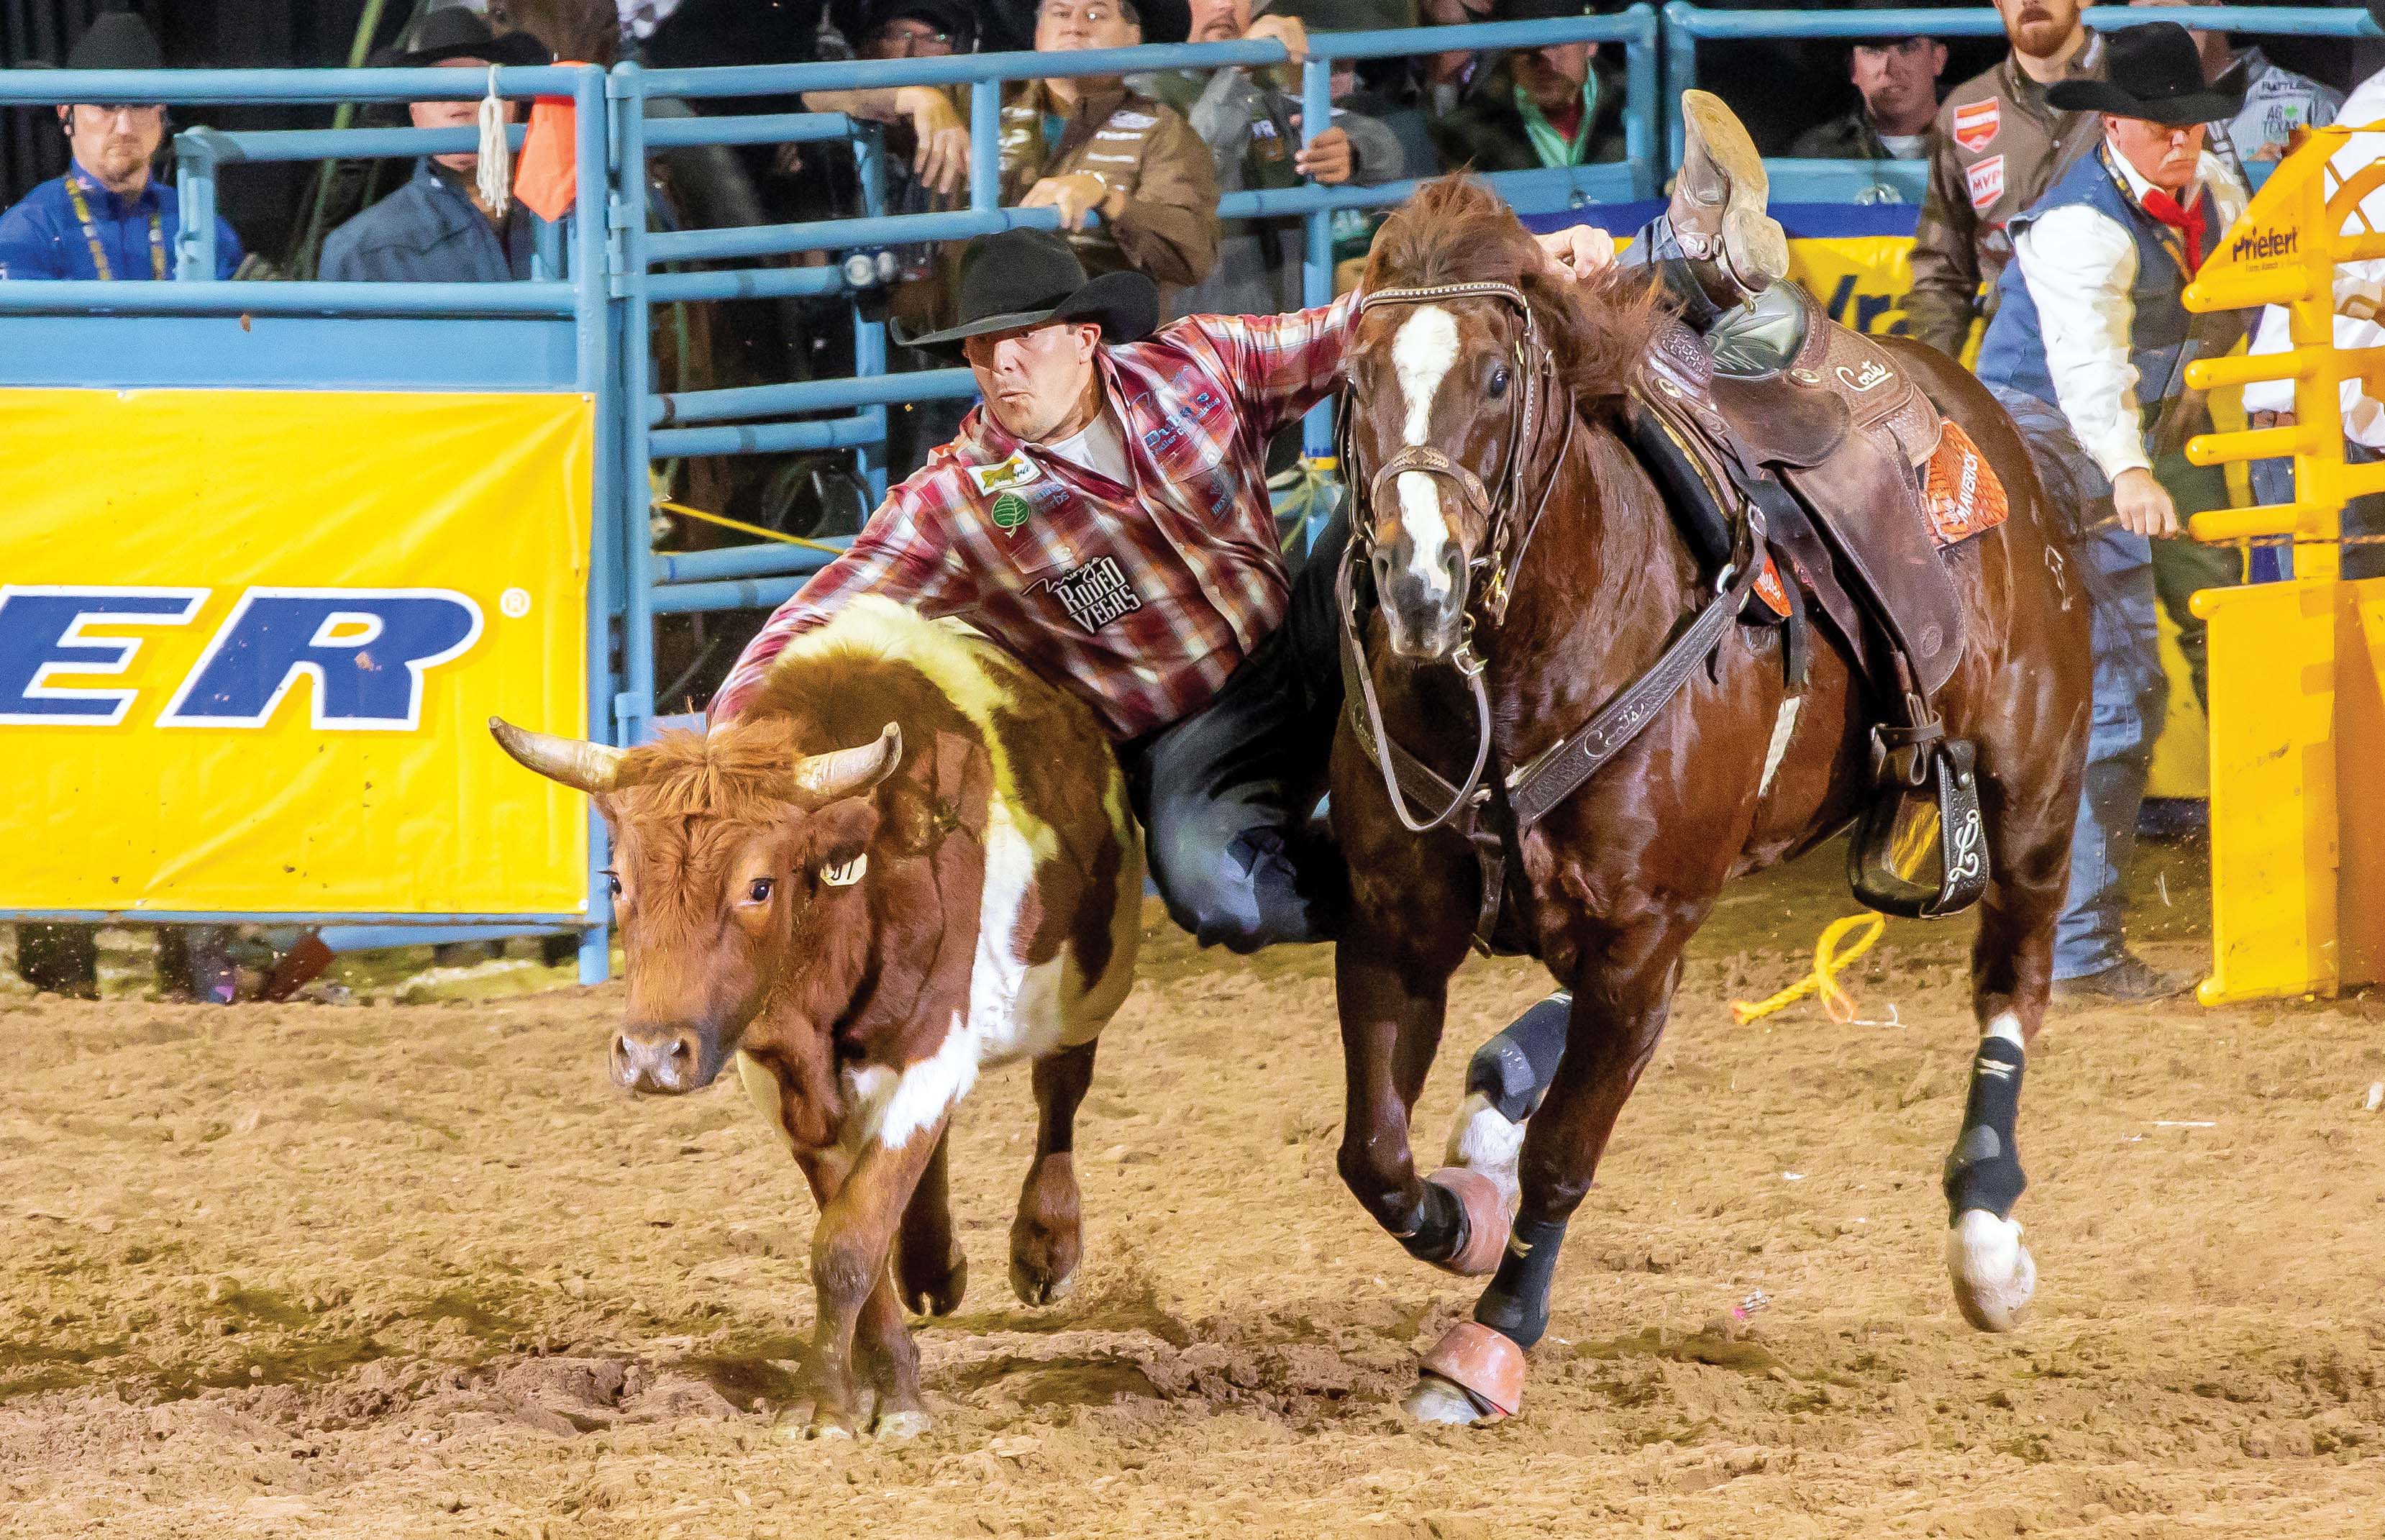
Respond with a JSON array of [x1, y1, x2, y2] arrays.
[[2241, 0, 2385, 583], [1972, 20, 2249, 1003]]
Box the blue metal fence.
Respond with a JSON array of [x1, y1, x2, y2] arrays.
[[3, 4, 2368, 983]]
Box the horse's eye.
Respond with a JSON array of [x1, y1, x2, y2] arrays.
[[602, 869, 622, 898], [1488, 367, 1510, 396], [746, 877, 775, 904]]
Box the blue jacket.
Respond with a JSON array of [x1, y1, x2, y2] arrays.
[[1974, 145, 2227, 416], [0, 163, 242, 281], [320, 159, 540, 283]]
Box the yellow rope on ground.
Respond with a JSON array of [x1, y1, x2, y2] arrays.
[[1730, 806, 1941, 1026], [652, 498, 849, 556]]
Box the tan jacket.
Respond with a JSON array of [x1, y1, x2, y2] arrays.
[[998, 79, 1219, 299], [1906, 33, 2104, 360]]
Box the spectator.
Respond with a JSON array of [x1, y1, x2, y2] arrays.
[[1428, 0, 1625, 174], [0, 8, 245, 281], [1143, 0, 1403, 319], [851, 0, 975, 58], [2242, 0, 2385, 583], [2128, 0, 2340, 167], [999, 0, 1220, 303], [319, 13, 555, 285], [1419, 0, 1495, 119], [1971, 22, 2248, 1003], [1906, 0, 2104, 363], [1791, 32, 1948, 161]]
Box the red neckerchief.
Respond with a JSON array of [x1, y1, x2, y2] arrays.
[[2138, 185, 2208, 274]]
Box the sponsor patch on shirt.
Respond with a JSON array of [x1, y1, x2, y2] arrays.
[[1964, 153, 2005, 212], [1952, 98, 1999, 155], [1038, 555, 1145, 632], [967, 451, 1043, 496], [1108, 110, 1158, 130], [991, 491, 1033, 530]]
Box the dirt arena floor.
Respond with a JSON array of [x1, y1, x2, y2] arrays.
[[6, 839, 2384, 1539]]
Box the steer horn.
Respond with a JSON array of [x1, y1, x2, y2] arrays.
[[488, 717, 629, 793], [789, 722, 903, 803]]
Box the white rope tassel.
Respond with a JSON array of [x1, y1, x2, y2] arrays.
[[475, 63, 512, 217]]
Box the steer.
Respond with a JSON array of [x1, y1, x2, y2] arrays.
[[491, 596, 1143, 1438]]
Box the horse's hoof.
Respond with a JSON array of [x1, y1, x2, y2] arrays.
[[901, 1241, 968, 1318], [1404, 1372, 1500, 1426], [872, 1408, 932, 1440], [1411, 1321, 1525, 1423], [1946, 1208, 2036, 1332], [1425, 1167, 1511, 1276], [1009, 1256, 1078, 1307]]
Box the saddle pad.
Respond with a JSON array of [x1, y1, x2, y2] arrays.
[[1922, 421, 2009, 549]]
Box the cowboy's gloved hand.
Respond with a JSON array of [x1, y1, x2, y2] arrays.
[[1023, 172, 1114, 232], [894, 86, 970, 198], [1533, 224, 1617, 283], [1291, 122, 1353, 185], [2112, 467, 2181, 539]]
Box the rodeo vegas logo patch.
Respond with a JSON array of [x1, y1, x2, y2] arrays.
[[1038, 555, 1143, 632]]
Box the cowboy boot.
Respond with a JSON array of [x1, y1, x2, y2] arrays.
[[1664, 91, 1789, 317]]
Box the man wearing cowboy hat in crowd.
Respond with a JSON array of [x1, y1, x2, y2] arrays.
[[319, 10, 556, 284], [1973, 20, 2249, 1003], [0, 5, 245, 282], [706, 99, 1787, 1148]]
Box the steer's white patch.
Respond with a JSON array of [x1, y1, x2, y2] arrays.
[[1444, 1090, 1528, 1212], [1757, 694, 1802, 798], [1391, 306, 1461, 601]]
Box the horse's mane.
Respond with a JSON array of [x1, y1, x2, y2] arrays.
[[1362, 176, 1669, 417]]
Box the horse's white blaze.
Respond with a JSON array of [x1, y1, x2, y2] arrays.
[[1392, 305, 1462, 599]]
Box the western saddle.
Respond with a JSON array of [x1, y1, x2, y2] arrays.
[[1629, 281, 1987, 921]]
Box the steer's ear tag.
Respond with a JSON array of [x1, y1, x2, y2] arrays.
[[820, 853, 868, 887]]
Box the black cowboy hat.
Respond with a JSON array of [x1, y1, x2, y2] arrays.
[[895, 227, 1159, 358], [855, 0, 980, 50], [2046, 19, 2243, 128], [368, 7, 554, 70], [63, 6, 165, 71]]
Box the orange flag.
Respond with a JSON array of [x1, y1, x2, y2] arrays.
[[512, 67, 584, 223]]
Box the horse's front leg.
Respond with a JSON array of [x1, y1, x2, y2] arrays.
[[1334, 892, 1495, 1272], [1409, 925, 1689, 1426]]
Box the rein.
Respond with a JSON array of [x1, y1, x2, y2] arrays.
[[1339, 277, 1769, 946]]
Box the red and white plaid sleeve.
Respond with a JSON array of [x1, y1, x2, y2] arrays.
[[706, 480, 975, 725], [1172, 290, 1358, 440]]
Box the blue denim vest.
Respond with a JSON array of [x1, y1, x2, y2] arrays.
[[1974, 146, 2242, 439]]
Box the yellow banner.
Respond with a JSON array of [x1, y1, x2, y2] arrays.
[[0, 388, 592, 915]]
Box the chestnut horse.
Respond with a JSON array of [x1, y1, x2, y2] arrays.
[[1328, 178, 2091, 1424]]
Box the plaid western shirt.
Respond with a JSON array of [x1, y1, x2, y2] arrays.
[[709, 292, 1356, 739]]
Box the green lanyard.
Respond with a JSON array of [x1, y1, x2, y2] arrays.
[[1514, 70, 1601, 169], [63, 172, 165, 282]]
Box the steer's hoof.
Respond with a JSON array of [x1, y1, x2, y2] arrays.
[[1408, 1321, 1526, 1425], [900, 1239, 968, 1318], [1425, 1167, 1511, 1277], [872, 1407, 933, 1440], [1946, 1208, 2036, 1333], [1010, 1255, 1079, 1308]]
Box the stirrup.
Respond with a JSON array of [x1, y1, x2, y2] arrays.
[[1847, 724, 1988, 920]]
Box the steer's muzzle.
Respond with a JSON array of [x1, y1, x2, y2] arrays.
[[611, 1024, 718, 1095]]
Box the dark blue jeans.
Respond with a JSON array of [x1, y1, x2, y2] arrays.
[[2248, 441, 2385, 581], [1115, 513, 1351, 952]]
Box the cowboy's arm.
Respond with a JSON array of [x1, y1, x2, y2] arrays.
[[2017, 204, 2150, 483], [1182, 288, 1359, 438], [1106, 108, 1221, 288], [1906, 142, 1985, 360], [707, 488, 972, 725], [0, 194, 68, 279]]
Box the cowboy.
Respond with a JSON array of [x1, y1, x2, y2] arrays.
[[0, 6, 245, 282], [319, 12, 555, 285], [1972, 21, 2248, 1004], [1905, 0, 2104, 363], [706, 97, 1784, 1065]]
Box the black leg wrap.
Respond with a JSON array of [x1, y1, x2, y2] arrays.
[[1473, 1216, 1567, 1349], [1943, 1037, 2027, 1220], [1467, 992, 1572, 1123], [1397, 1179, 1465, 1266]]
